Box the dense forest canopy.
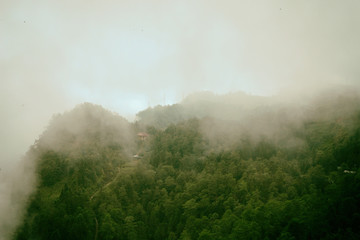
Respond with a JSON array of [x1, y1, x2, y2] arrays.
[[14, 89, 360, 239]]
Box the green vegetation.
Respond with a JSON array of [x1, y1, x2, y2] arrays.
[[14, 91, 360, 239]]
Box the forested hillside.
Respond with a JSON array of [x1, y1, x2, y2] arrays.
[[14, 90, 360, 240]]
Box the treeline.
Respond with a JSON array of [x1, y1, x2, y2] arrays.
[[14, 91, 360, 239]]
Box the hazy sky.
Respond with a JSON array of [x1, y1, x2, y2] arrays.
[[1, 0, 360, 165]]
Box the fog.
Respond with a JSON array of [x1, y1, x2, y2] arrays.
[[1, 0, 360, 239]]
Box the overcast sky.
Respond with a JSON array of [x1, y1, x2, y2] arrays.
[[1, 0, 360, 166]]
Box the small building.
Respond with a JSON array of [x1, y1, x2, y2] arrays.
[[137, 132, 149, 141]]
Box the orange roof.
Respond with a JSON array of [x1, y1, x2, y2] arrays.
[[137, 132, 149, 137]]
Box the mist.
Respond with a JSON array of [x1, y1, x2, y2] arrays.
[[1, 0, 360, 239]]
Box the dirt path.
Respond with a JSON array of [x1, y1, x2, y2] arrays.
[[90, 159, 139, 240], [89, 160, 139, 201], [89, 167, 121, 201], [94, 217, 98, 240]]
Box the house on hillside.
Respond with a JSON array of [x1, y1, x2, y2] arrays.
[[137, 132, 149, 141]]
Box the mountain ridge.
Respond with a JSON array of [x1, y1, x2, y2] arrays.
[[13, 88, 360, 240]]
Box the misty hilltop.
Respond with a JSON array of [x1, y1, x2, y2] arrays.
[[136, 91, 272, 128], [37, 103, 135, 156], [136, 88, 360, 131], [13, 89, 360, 240]]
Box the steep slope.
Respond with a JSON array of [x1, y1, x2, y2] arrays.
[[14, 103, 136, 240], [14, 90, 360, 240]]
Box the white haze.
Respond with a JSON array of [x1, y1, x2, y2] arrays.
[[1, 0, 360, 239]]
